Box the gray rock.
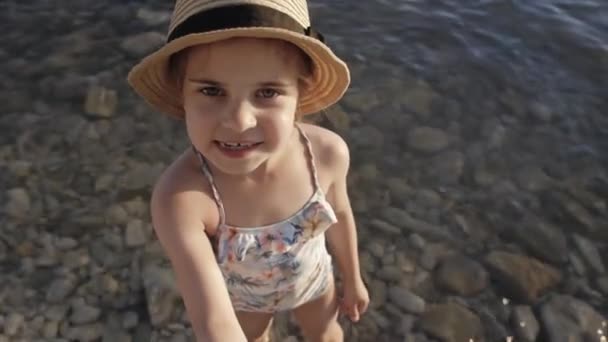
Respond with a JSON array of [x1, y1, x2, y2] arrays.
[[569, 252, 587, 276], [142, 264, 180, 327], [529, 102, 554, 122], [540, 294, 607, 342], [407, 127, 449, 153], [106, 205, 130, 226], [370, 279, 388, 309], [123, 311, 139, 330], [434, 255, 489, 296], [4, 313, 24, 336], [480, 118, 507, 148], [398, 314, 416, 336], [44, 305, 69, 321], [388, 286, 426, 314], [516, 165, 553, 192], [544, 191, 598, 237], [414, 189, 442, 208], [368, 310, 392, 330], [418, 302, 484, 342], [419, 249, 438, 271], [0, 239, 6, 261], [7, 160, 32, 177], [70, 299, 101, 325], [125, 219, 148, 247], [5, 188, 31, 219], [52, 73, 90, 101], [119, 162, 165, 192], [120, 32, 165, 58], [381, 207, 456, 244], [47, 276, 78, 303], [408, 234, 426, 250], [95, 174, 115, 193], [511, 305, 539, 342], [428, 150, 465, 185], [136, 8, 171, 26], [102, 329, 132, 342], [64, 323, 104, 341], [370, 219, 401, 235], [84, 85, 118, 118], [385, 177, 412, 203], [400, 80, 436, 118], [42, 320, 60, 339], [484, 251, 562, 303], [511, 218, 569, 265], [377, 266, 403, 282], [596, 276, 608, 295], [395, 253, 416, 274], [478, 308, 509, 341], [349, 125, 385, 148], [55, 237, 78, 251], [365, 239, 386, 259], [404, 333, 430, 342], [572, 233, 606, 274]]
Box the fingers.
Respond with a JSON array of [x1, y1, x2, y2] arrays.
[[340, 300, 361, 322], [357, 299, 369, 316], [350, 305, 360, 322]]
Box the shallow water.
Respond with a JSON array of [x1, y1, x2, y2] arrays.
[[0, 0, 606, 341]]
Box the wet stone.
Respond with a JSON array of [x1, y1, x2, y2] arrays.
[[510, 218, 569, 265], [125, 219, 148, 247], [540, 294, 607, 341], [4, 313, 24, 336], [120, 32, 165, 58], [572, 233, 606, 274], [511, 305, 540, 342], [70, 299, 102, 325], [5, 188, 31, 220], [485, 251, 562, 303], [136, 8, 171, 26], [434, 255, 489, 296], [64, 323, 104, 341], [369, 219, 401, 235], [387, 286, 426, 314], [418, 302, 484, 342], [408, 233, 426, 250], [84, 85, 118, 118], [407, 126, 450, 153], [46, 276, 78, 303]]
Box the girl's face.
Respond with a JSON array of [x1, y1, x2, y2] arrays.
[[180, 38, 308, 176]]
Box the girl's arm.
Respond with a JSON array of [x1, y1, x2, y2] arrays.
[[150, 174, 246, 342], [322, 135, 363, 285]]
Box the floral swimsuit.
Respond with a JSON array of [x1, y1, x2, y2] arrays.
[[195, 125, 338, 313]]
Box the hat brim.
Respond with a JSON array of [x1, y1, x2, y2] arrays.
[[127, 27, 350, 119]]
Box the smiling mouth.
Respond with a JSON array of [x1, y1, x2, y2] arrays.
[[214, 141, 263, 150]]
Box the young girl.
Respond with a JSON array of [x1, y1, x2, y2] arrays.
[[128, 1, 369, 341]]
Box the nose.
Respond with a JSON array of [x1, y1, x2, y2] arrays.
[[220, 100, 257, 132]]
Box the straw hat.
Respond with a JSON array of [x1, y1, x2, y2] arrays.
[[127, 0, 350, 119]]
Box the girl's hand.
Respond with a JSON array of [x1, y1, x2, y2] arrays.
[[339, 277, 370, 322]]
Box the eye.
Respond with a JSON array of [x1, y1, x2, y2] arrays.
[[199, 86, 224, 96], [257, 88, 279, 99]]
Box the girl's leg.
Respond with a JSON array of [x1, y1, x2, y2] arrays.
[[236, 311, 274, 342], [291, 277, 343, 342]]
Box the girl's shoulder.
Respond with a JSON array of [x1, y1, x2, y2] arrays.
[[150, 149, 221, 234], [300, 123, 351, 179]]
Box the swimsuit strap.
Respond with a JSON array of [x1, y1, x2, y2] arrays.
[[295, 124, 321, 193], [192, 146, 226, 226], [192, 125, 318, 228]]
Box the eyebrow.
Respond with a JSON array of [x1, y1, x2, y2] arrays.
[[186, 78, 292, 88]]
